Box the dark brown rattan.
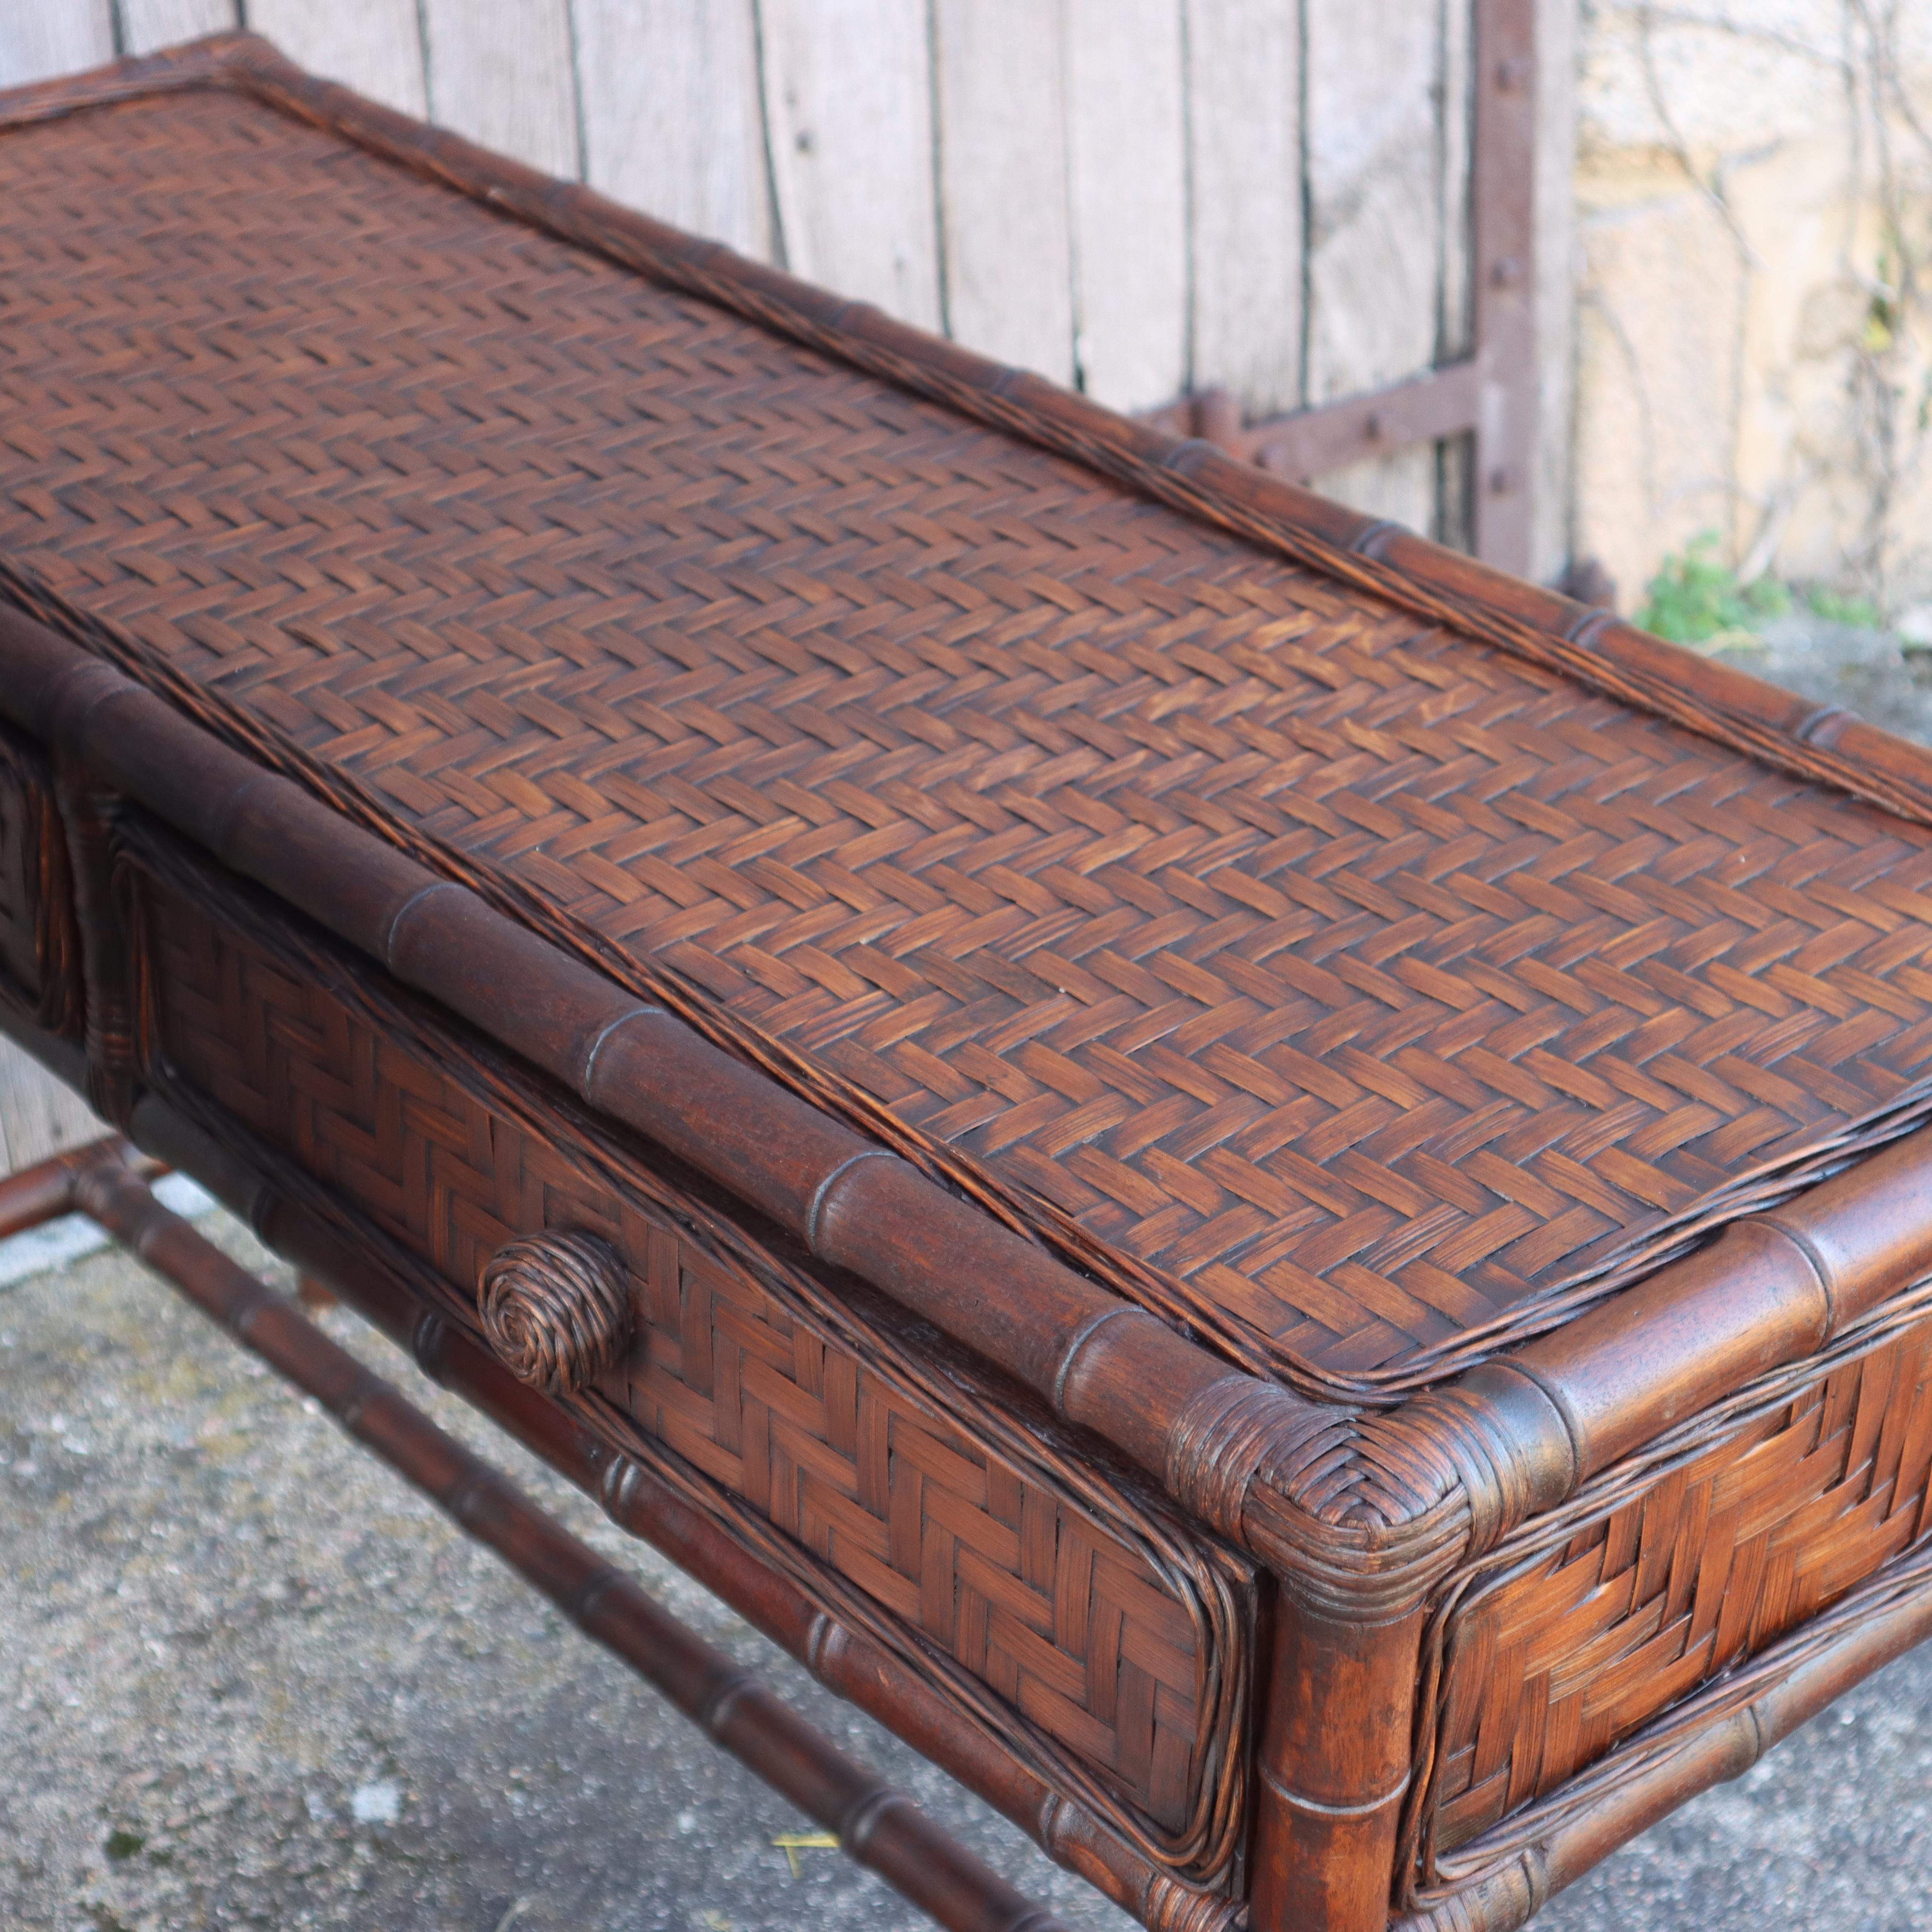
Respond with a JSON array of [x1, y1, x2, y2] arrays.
[[1395, 1522, 1932, 1930], [0, 723, 78, 1036], [117, 812, 1255, 1877], [3, 1138, 1071, 1932], [0, 730, 48, 1017], [10, 51, 1932, 1404], [1413, 1281, 1932, 1875], [9, 38, 1932, 1932], [481, 1230, 635, 1394]]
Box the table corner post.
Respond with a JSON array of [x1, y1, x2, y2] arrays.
[[1243, 1541, 1431, 1931], [1233, 1359, 1579, 1931]]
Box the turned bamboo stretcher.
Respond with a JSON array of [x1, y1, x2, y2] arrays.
[[5, 35, 1932, 1932]]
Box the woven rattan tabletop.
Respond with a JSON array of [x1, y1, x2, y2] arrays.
[[7, 71, 1932, 1402]]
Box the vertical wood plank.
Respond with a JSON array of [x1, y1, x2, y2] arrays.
[[0, 1, 115, 87], [120, 0, 238, 54], [573, 0, 770, 256], [1184, 0, 1303, 415], [931, 0, 1073, 383], [1469, 0, 1537, 570], [1064, 0, 1187, 411], [246, 0, 428, 117], [1439, 0, 1474, 362], [0, 1038, 104, 1179], [1303, 0, 1442, 528], [757, 0, 941, 330], [1532, 0, 1578, 580], [1437, 0, 1476, 548], [420, 0, 580, 177]]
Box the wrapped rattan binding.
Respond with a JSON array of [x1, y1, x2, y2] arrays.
[[480, 1230, 633, 1395]]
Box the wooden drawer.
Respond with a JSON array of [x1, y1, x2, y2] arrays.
[[115, 814, 1255, 1877], [1417, 1287, 1932, 1876]]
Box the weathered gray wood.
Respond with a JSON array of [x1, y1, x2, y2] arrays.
[[573, 0, 769, 255], [0, 0, 113, 87], [1433, 0, 1476, 549], [246, 0, 427, 117], [1440, 0, 1474, 363], [1532, 0, 1578, 580], [1185, 0, 1303, 415], [119, 0, 239, 54], [757, 0, 941, 330], [1064, 0, 1188, 411], [420, 0, 579, 177], [0, 1036, 102, 1179], [1303, 0, 1443, 528], [931, 0, 1073, 383]]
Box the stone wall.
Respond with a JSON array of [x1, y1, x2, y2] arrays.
[[1574, 2, 1932, 615]]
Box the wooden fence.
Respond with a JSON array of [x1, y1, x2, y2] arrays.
[[0, 0, 1557, 536]]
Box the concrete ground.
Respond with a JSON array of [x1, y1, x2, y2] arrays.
[[6, 619, 1932, 1932], [1, 1222, 1136, 1932]]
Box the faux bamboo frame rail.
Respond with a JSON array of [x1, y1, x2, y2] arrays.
[[5, 35, 1932, 1932], [0, 1136, 1070, 1932]]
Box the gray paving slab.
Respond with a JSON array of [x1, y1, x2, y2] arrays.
[[1, 1223, 1135, 1932]]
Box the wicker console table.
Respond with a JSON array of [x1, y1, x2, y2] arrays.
[[5, 37, 1932, 1932]]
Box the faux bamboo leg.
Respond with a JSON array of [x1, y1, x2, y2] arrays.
[[0, 1134, 112, 1234], [51, 766, 139, 1126], [296, 1272, 338, 1309], [1248, 1591, 1424, 1932]]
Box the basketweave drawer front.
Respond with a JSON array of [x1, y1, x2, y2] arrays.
[[1425, 1297, 1932, 1866], [0, 724, 76, 1032], [118, 825, 1250, 1861]]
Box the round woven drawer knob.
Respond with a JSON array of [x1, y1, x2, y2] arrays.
[[479, 1231, 632, 1395]]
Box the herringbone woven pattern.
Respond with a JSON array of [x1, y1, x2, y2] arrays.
[[1406, 1521, 1932, 1913], [1426, 1302, 1932, 1857], [10, 91, 1932, 1390], [132, 853, 1229, 1847]]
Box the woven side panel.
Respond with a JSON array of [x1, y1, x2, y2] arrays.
[[137, 869, 1218, 1838], [1427, 1308, 1932, 1855]]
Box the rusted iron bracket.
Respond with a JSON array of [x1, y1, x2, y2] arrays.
[[0, 1137, 1068, 1932], [1148, 0, 1538, 574]]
